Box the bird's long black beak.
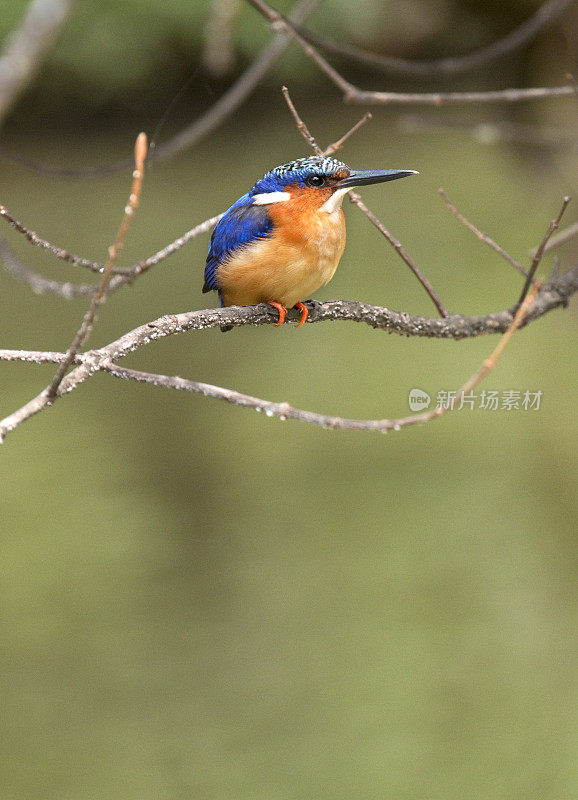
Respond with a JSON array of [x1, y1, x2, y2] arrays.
[[335, 169, 418, 188]]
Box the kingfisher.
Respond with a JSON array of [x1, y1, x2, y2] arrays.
[[203, 155, 417, 330]]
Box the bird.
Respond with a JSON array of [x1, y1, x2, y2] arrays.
[[203, 155, 417, 331]]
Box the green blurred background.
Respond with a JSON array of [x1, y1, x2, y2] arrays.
[[1, 1, 577, 798]]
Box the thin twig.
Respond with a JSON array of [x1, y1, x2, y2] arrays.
[[348, 191, 449, 317], [288, 0, 574, 78], [325, 113, 372, 155], [280, 86, 448, 317], [247, 0, 577, 106], [0, 204, 104, 272], [347, 85, 576, 106], [517, 196, 571, 307], [0, 238, 96, 296], [47, 132, 148, 397], [281, 86, 322, 154], [539, 220, 578, 254], [439, 189, 528, 277]]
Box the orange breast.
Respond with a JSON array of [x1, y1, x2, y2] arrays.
[[217, 188, 347, 309]]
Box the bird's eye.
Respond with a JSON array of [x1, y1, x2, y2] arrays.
[[305, 174, 326, 188]]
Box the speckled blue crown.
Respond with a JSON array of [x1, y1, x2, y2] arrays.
[[264, 156, 350, 181]]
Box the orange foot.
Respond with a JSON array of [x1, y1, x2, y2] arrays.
[[294, 301, 308, 328], [268, 301, 309, 328], [268, 301, 287, 327]]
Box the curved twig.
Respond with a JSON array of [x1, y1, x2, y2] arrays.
[[289, 0, 574, 78]]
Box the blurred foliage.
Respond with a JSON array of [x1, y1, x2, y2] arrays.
[[0, 0, 573, 112]]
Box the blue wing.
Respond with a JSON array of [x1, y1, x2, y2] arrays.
[[203, 194, 273, 294]]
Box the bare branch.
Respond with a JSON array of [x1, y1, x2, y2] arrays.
[[0, 0, 75, 126], [1, 274, 559, 441], [247, 0, 577, 106], [0, 204, 102, 272], [0, 349, 75, 364], [517, 196, 571, 307], [345, 85, 576, 107], [439, 189, 528, 277], [104, 285, 541, 430], [288, 0, 574, 78], [281, 85, 323, 154], [0, 205, 222, 281]]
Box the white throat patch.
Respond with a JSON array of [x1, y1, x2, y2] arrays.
[[321, 187, 351, 214], [252, 191, 291, 205]]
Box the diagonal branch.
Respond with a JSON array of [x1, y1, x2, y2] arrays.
[[347, 191, 448, 317], [439, 189, 528, 277]]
